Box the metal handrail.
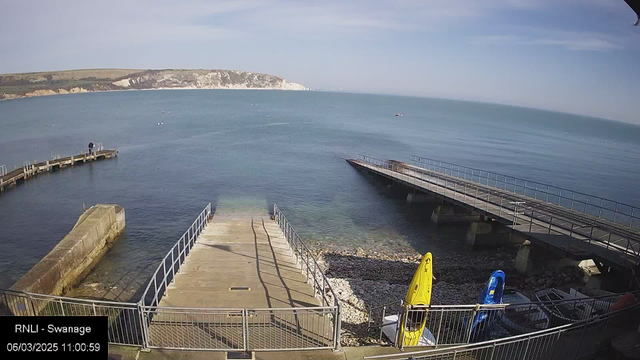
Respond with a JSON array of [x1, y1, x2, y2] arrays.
[[410, 155, 640, 229], [404, 156, 640, 258], [364, 302, 640, 359], [1, 288, 139, 307], [273, 204, 339, 308], [355, 155, 640, 262], [140, 203, 212, 307], [1, 288, 143, 347], [273, 204, 342, 350], [405, 289, 639, 310]]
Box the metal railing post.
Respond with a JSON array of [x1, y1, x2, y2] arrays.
[[571, 192, 575, 209], [379, 306, 387, 343], [465, 305, 480, 343], [171, 250, 175, 283], [489, 343, 496, 360], [313, 261, 318, 297], [162, 261, 168, 293], [153, 277, 159, 307], [474, 187, 478, 206], [322, 277, 327, 307], [598, 198, 603, 218], [28, 294, 37, 316], [546, 185, 550, 202], [435, 309, 444, 347], [138, 302, 150, 350], [334, 303, 342, 351], [522, 335, 531, 359], [242, 309, 248, 351], [306, 249, 310, 281], [529, 211, 534, 232]]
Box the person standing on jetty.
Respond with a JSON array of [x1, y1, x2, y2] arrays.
[[88, 141, 94, 155]]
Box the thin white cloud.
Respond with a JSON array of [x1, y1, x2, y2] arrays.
[[471, 35, 524, 45], [529, 36, 623, 52], [472, 30, 624, 52]]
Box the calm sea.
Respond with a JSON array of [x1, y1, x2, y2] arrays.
[[1, 90, 639, 293]]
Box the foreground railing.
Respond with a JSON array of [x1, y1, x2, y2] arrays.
[[0, 286, 634, 355], [141, 203, 212, 307], [274, 204, 342, 350], [365, 302, 640, 360], [356, 155, 640, 264], [368, 291, 634, 351], [410, 155, 640, 230], [0, 289, 144, 346]]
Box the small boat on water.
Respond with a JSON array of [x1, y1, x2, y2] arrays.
[[497, 289, 549, 335], [535, 288, 596, 326]]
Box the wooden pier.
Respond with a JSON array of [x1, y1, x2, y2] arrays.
[[0, 149, 118, 193], [349, 156, 640, 272]]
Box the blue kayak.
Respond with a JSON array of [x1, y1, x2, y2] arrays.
[[468, 270, 506, 342]]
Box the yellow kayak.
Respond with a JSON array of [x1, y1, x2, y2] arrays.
[[397, 252, 433, 346]]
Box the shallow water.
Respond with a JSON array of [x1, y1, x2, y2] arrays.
[[1, 90, 639, 294]]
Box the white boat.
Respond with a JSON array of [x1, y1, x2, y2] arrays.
[[570, 287, 620, 314], [497, 289, 549, 335], [535, 288, 596, 326], [380, 314, 435, 346]]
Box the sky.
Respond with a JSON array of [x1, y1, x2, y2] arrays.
[[1, 0, 639, 124]]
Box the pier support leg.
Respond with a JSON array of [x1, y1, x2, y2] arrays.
[[465, 221, 520, 249], [431, 205, 483, 225], [515, 240, 579, 274], [406, 192, 439, 205]]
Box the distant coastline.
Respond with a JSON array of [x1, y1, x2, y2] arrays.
[[0, 69, 309, 100]]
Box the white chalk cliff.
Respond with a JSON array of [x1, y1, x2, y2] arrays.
[[0, 69, 309, 100]]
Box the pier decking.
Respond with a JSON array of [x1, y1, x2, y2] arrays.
[[0, 149, 118, 193], [141, 202, 339, 351], [349, 155, 640, 271], [158, 211, 319, 309]]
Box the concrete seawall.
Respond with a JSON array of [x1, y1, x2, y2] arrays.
[[11, 204, 125, 297]]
